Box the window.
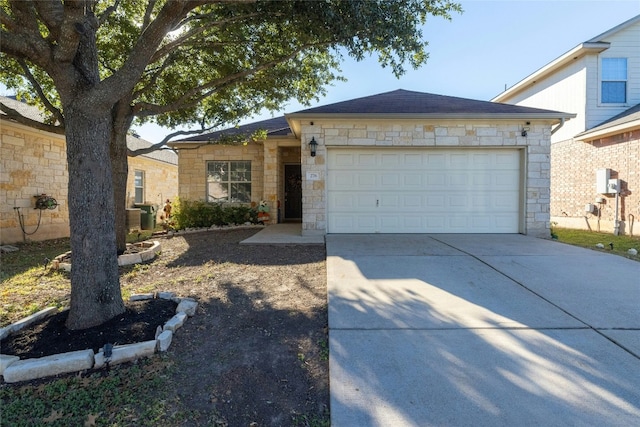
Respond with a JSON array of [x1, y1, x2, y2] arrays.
[[207, 161, 251, 203], [601, 58, 627, 103], [134, 170, 144, 203]]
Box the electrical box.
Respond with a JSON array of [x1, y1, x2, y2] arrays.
[[595, 196, 605, 204], [585, 204, 596, 214], [596, 169, 611, 194], [608, 179, 620, 194]]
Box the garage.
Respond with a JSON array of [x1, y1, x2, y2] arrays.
[[327, 147, 522, 233]]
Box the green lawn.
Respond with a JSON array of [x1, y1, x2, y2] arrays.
[[553, 227, 640, 261]]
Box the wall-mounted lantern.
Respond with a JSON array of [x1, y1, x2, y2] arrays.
[[309, 137, 318, 157]]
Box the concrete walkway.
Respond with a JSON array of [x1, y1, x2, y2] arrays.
[[239, 223, 324, 245], [327, 234, 640, 426]]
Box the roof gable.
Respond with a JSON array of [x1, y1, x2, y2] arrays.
[[492, 14, 640, 103], [587, 14, 640, 43], [290, 89, 570, 116]]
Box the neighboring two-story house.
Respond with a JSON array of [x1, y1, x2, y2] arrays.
[[492, 15, 640, 235], [0, 96, 178, 244]]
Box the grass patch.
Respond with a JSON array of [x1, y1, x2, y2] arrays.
[[0, 357, 184, 427], [554, 227, 640, 260], [0, 231, 161, 327]]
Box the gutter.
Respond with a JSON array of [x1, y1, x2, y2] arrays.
[[551, 117, 565, 135]]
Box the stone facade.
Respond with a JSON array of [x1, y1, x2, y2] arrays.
[[299, 119, 554, 237], [1, 120, 178, 244], [174, 139, 304, 223], [551, 130, 640, 235], [127, 154, 179, 210], [176, 142, 265, 204]]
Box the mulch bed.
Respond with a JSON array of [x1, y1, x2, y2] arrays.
[[1, 299, 176, 359]]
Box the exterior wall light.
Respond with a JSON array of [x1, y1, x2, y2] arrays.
[[309, 137, 318, 157]]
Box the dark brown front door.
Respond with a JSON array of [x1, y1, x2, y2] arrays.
[[284, 164, 302, 220]]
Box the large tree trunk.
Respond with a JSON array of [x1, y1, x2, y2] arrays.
[[111, 102, 132, 254], [65, 104, 125, 330], [111, 139, 128, 254]]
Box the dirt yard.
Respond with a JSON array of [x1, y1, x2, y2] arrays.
[[2, 228, 329, 426]]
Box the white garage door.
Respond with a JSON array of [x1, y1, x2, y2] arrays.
[[327, 148, 522, 233]]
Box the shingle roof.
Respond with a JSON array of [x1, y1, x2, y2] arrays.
[[175, 116, 290, 143], [290, 89, 570, 117], [576, 103, 640, 139], [0, 96, 49, 122]]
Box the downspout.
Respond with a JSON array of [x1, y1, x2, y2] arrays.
[[551, 118, 565, 135]]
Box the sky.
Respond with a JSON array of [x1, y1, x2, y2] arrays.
[[135, 0, 638, 143], [3, 1, 638, 143]]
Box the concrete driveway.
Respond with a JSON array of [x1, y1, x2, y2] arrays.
[[326, 234, 640, 426]]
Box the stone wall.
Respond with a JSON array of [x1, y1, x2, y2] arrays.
[[1, 120, 178, 244], [127, 155, 179, 211], [551, 131, 640, 235], [1, 122, 70, 244], [176, 143, 264, 204], [299, 119, 554, 237]]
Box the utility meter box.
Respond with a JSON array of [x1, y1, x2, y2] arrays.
[[596, 169, 611, 194], [608, 179, 620, 194]]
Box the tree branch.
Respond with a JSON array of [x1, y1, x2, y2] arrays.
[[17, 59, 66, 126], [142, 0, 157, 30], [0, 102, 65, 135], [95, 0, 192, 106], [135, 46, 315, 118], [149, 11, 267, 64], [128, 125, 220, 156], [98, 0, 122, 26], [33, 0, 65, 40]]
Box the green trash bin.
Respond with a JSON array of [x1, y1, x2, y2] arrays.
[[136, 204, 157, 230]]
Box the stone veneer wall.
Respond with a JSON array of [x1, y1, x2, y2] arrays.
[[127, 155, 179, 211], [299, 119, 554, 237], [1, 119, 178, 244], [1, 121, 69, 244], [176, 143, 264, 205], [551, 130, 639, 235]]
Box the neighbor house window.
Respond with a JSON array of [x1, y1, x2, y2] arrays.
[[134, 170, 144, 203], [601, 58, 627, 103], [207, 161, 251, 203]]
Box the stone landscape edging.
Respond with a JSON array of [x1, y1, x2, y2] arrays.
[[51, 240, 163, 271], [0, 292, 197, 384]]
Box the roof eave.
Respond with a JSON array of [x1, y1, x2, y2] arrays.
[[576, 120, 640, 142], [491, 42, 610, 103], [286, 112, 575, 136], [167, 132, 295, 147]]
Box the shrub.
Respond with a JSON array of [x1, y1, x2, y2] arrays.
[[172, 198, 257, 229]]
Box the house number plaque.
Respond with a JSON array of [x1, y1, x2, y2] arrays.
[[306, 171, 320, 181]]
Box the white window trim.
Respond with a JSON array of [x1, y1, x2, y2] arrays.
[[599, 57, 628, 106], [206, 160, 252, 203], [134, 170, 145, 204]]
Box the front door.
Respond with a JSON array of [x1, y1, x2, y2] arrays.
[[284, 164, 302, 220]]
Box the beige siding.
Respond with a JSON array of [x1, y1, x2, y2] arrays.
[[588, 25, 640, 128]]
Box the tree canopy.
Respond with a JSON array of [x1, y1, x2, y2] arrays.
[[0, 0, 461, 329]]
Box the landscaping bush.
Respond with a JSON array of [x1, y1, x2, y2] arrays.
[[172, 198, 257, 229]]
